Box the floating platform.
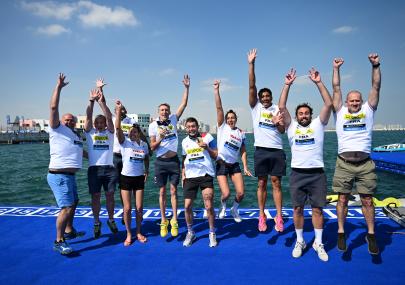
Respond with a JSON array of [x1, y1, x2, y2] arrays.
[[1, 206, 404, 284], [371, 151, 405, 175]]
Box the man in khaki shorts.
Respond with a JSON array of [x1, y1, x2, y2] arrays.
[[332, 54, 381, 255]]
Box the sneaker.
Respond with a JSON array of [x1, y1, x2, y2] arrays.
[[170, 219, 179, 237], [160, 220, 169, 237], [292, 240, 306, 258], [64, 228, 85, 240], [209, 232, 218, 247], [337, 233, 347, 252], [365, 233, 379, 255], [274, 215, 284, 232], [258, 215, 267, 232], [313, 242, 329, 262], [93, 222, 102, 239], [183, 231, 196, 247], [230, 207, 242, 223], [53, 240, 73, 255], [107, 220, 118, 234], [218, 205, 226, 219]]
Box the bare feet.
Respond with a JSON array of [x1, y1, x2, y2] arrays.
[[137, 233, 148, 243], [124, 238, 132, 246]]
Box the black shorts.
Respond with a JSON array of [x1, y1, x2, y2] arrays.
[[216, 161, 241, 176], [254, 147, 286, 177], [113, 153, 123, 185], [289, 168, 327, 208], [119, 174, 145, 191], [183, 175, 214, 200], [154, 156, 180, 187], [87, 165, 118, 194]]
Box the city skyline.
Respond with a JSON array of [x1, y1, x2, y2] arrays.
[[1, 1, 405, 131]]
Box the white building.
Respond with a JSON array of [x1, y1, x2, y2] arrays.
[[127, 113, 151, 134]]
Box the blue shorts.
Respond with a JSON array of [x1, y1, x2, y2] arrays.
[[47, 172, 79, 208], [88, 165, 118, 194]]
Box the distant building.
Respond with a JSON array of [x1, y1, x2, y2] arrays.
[[127, 113, 150, 134]]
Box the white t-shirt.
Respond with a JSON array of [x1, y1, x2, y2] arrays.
[[148, 114, 178, 157], [251, 102, 283, 149], [85, 129, 114, 167], [216, 123, 245, 164], [49, 124, 83, 169], [287, 117, 325, 168], [113, 116, 138, 153], [334, 103, 375, 154], [120, 138, 149, 176], [182, 133, 216, 178]]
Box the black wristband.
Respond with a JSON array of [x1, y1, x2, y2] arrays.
[[373, 63, 380, 68], [90, 100, 95, 103]]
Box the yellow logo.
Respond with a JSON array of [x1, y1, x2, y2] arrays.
[[186, 147, 203, 154], [344, 113, 366, 120], [94, 135, 108, 141], [295, 128, 314, 135], [261, 112, 273, 119]]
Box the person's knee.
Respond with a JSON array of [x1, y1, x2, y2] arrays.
[[294, 206, 304, 216], [123, 205, 132, 213], [271, 176, 281, 189], [257, 178, 267, 191], [105, 191, 114, 200], [338, 194, 349, 205], [312, 207, 323, 217], [159, 187, 166, 196], [170, 185, 177, 196], [360, 195, 373, 207]]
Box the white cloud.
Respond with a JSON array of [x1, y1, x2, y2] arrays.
[[21, 1, 77, 20], [36, 24, 71, 36], [159, 68, 176, 76], [201, 78, 242, 92], [77, 1, 139, 28], [332, 26, 357, 34]]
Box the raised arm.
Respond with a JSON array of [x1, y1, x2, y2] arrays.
[[309, 68, 333, 125], [248, 49, 258, 108], [213, 80, 225, 126], [49, 73, 69, 129], [84, 89, 100, 132], [367, 53, 381, 110], [96, 79, 114, 133], [278, 68, 296, 128], [114, 100, 125, 144], [176, 74, 190, 119], [332, 58, 344, 112]]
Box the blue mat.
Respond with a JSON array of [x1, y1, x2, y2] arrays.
[[0, 207, 404, 285]]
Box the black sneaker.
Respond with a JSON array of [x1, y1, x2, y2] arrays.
[[94, 222, 102, 239], [64, 228, 86, 240], [107, 220, 119, 234], [53, 240, 73, 255], [337, 233, 347, 252], [365, 233, 379, 255]]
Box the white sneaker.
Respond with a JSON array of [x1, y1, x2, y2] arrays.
[[313, 242, 329, 262], [183, 231, 196, 247], [218, 205, 226, 219], [230, 207, 242, 223], [209, 232, 218, 247], [292, 240, 306, 258]]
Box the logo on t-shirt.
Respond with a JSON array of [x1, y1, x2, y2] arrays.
[[186, 147, 204, 162], [294, 128, 315, 145], [259, 112, 276, 129], [93, 135, 109, 150], [343, 113, 366, 131]]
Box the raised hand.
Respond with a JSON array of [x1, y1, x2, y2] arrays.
[[115, 100, 122, 111], [333, 58, 344, 68], [183, 74, 190, 88], [284, 68, 297, 85], [89, 89, 100, 102], [96, 78, 107, 89], [309, 67, 321, 83], [57, 73, 69, 89], [247, 48, 257, 64], [368, 53, 380, 66], [213, 80, 221, 90]]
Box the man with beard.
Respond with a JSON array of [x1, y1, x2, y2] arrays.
[[181, 117, 218, 247], [278, 67, 333, 261], [248, 48, 285, 232], [332, 54, 381, 255]]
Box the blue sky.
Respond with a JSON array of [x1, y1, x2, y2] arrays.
[[1, 0, 405, 131]]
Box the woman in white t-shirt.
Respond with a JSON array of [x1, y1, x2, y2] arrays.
[[115, 101, 149, 246], [213, 80, 252, 223]]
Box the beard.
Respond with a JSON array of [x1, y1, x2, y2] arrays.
[[298, 118, 311, 127]]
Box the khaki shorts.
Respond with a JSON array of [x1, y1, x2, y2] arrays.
[[332, 156, 377, 195]]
